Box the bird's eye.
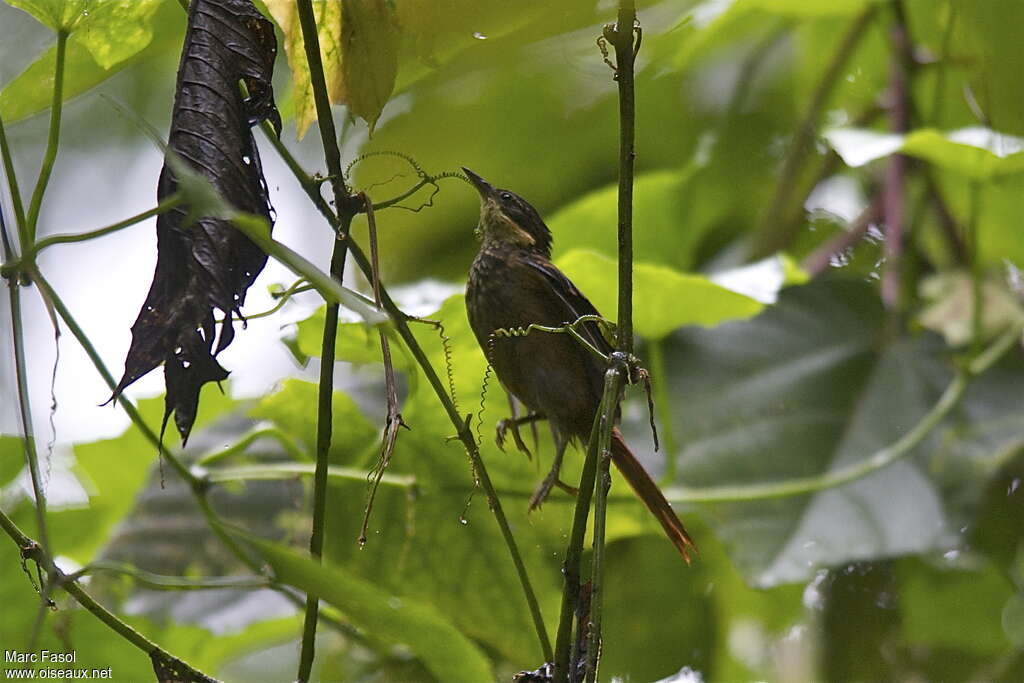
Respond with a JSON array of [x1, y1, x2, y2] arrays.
[[500, 192, 513, 201]]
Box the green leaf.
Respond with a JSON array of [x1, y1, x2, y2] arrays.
[[241, 535, 495, 682], [548, 170, 711, 272], [292, 306, 409, 366], [825, 127, 1024, 179], [0, 0, 175, 123], [249, 379, 377, 460], [264, 0, 342, 139], [555, 249, 764, 340], [665, 279, 1024, 585], [955, 0, 1024, 136], [0, 435, 25, 488], [900, 557, 1015, 654], [340, 0, 399, 134], [744, 0, 871, 17], [5, 0, 162, 62]]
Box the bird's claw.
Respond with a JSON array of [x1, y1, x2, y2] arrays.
[[496, 416, 532, 459]]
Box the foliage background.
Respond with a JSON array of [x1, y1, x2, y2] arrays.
[[1, 0, 1023, 681]]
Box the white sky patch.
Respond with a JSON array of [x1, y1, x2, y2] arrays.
[[710, 255, 787, 304]]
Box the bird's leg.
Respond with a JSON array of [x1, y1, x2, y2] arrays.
[[529, 433, 577, 511], [496, 403, 546, 458]]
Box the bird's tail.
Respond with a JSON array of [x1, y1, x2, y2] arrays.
[[610, 428, 696, 563]]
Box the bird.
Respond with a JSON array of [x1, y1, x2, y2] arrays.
[[462, 167, 695, 562]]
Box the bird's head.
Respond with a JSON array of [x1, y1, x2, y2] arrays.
[[462, 167, 552, 256]]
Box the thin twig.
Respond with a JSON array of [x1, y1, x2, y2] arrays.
[[754, 6, 879, 258], [358, 194, 408, 546], [7, 281, 53, 592], [555, 4, 640, 679], [585, 368, 627, 682], [292, 0, 362, 675], [31, 196, 183, 254]]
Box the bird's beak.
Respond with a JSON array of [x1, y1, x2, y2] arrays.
[[462, 167, 495, 198]]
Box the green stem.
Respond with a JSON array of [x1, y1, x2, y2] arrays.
[[82, 561, 271, 591], [553, 366, 625, 681], [648, 339, 680, 484], [293, 0, 357, 676], [199, 462, 415, 488], [612, 0, 637, 357], [0, 509, 218, 681], [0, 114, 27, 239], [7, 283, 52, 577], [661, 323, 1022, 505], [31, 195, 183, 255], [229, 218, 383, 323], [584, 370, 625, 683], [26, 31, 68, 243], [260, 113, 554, 664]]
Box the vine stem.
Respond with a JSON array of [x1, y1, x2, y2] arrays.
[[292, 0, 360, 677], [257, 126, 553, 664], [661, 322, 1023, 504], [7, 279, 52, 582], [555, 3, 639, 679], [553, 366, 625, 682], [25, 31, 68, 244], [30, 195, 184, 254], [0, 509, 219, 682]]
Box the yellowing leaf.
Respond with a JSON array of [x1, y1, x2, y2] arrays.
[[267, 0, 398, 137]]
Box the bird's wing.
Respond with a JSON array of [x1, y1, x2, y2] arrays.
[[523, 256, 616, 357]]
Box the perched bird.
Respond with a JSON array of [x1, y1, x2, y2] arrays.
[[463, 168, 695, 562]]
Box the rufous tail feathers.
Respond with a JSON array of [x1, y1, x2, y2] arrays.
[[610, 428, 696, 563]]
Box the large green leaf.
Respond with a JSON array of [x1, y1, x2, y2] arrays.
[[665, 279, 1024, 586], [242, 535, 494, 682], [555, 249, 764, 339], [250, 379, 377, 460], [0, 0, 179, 122]]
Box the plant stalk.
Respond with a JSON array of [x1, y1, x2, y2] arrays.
[[26, 31, 68, 244]]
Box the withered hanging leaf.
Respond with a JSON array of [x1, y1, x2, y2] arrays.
[[266, 0, 398, 137], [112, 0, 281, 444]]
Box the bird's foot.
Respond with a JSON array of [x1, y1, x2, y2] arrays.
[[495, 412, 545, 458]]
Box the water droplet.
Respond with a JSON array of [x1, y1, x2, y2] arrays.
[[388, 597, 403, 610], [458, 516, 468, 525], [242, 155, 252, 165], [943, 549, 960, 561], [1009, 478, 1021, 496], [472, 32, 487, 40]]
